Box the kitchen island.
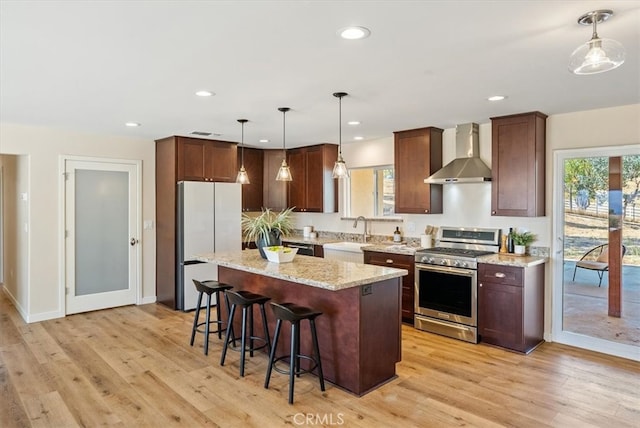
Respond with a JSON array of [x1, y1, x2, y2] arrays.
[[196, 250, 408, 396]]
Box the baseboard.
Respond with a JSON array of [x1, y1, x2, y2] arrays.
[[2, 286, 28, 321], [28, 310, 64, 323]]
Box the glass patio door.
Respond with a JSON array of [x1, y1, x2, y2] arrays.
[[553, 146, 639, 361]]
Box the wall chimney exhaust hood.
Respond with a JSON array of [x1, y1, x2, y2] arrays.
[[424, 123, 492, 184]]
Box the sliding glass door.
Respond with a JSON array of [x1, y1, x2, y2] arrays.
[[553, 147, 639, 360]]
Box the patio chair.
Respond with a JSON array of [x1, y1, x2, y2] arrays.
[[572, 244, 627, 287]]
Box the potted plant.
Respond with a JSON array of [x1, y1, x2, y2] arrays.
[[510, 229, 536, 255], [241, 207, 295, 258]]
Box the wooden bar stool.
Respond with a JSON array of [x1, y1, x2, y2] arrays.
[[264, 302, 325, 404], [189, 279, 233, 356], [220, 290, 272, 377]]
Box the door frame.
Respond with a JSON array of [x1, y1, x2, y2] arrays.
[[552, 145, 639, 361], [58, 155, 142, 315]]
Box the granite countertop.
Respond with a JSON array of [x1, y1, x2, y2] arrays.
[[479, 253, 547, 268], [283, 235, 421, 255], [195, 249, 408, 291]]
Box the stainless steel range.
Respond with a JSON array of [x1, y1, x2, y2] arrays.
[[414, 226, 500, 343]]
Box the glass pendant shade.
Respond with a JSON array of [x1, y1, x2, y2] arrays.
[[569, 37, 625, 75], [236, 166, 250, 184], [276, 159, 293, 181], [235, 119, 250, 184], [275, 107, 292, 181], [332, 155, 348, 179], [569, 9, 625, 75]]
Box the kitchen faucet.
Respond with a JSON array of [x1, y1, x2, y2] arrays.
[[353, 216, 368, 243]]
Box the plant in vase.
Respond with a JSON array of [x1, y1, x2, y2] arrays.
[[241, 207, 295, 258], [509, 229, 536, 255]]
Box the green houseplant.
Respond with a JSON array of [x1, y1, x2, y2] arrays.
[[241, 207, 295, 258], [510, 229, 536, 255]]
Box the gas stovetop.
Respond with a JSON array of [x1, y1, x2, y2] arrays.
[[416, 247, 495, 258], [415, 226, 501, 269]]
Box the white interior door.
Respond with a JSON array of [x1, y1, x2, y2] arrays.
[[64, 158, 140, 314]]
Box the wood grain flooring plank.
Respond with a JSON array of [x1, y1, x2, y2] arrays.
[[18, 322, 69, 364], [0, 356, 31, 428], [22, 390, 80, 428]]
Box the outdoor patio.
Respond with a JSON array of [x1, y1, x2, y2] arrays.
[[563, 261, 640, 347]]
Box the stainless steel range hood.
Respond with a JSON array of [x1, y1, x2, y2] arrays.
[[424, 123, 492, 184]]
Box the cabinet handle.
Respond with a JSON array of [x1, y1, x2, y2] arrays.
[[479, 283, 483, 287], [386, 259, 394, 264], [424, 209, 429, 213], [494, 272, 506, 278], [491, 210, 496, 215]]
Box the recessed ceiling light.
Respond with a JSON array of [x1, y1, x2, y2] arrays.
[[488, 95, 507, 101], [338, 26, 371, 40], [125, 122, 140, 127], [259, 139, 269, 143], [347, 121, 360, 126], [354, 136, 364, 140], [195, 90, 214, 97]]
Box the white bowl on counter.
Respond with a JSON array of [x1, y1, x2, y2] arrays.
[[264, 246, 298, 263]]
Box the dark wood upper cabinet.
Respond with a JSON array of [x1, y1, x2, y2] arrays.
[[239, 147, 264, 212], [263, 149, 288, 211], [173, 136, 237, 183], [287, 144, 338, 213], [490, 112, 547, 217], [154, 135, 237, 308], [394, 127, 443, 214]]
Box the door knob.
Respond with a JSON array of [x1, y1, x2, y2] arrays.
[[130, 238, 139, 246]]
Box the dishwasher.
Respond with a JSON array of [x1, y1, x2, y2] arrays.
[[283, 242, 315, 256]]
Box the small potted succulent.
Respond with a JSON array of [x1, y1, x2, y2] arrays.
[[510, 229, 536, 255], [241, 207, 295, 259]]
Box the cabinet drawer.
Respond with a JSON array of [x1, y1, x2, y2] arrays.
[[478, 264, 522, 287], [363, 251, 413, 269]]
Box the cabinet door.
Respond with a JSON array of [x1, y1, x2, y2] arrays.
[[177, 139, 206, 181], [204, 140, 237, 182], [491, 112, 546, 217], [287, 148, 306, 210], [240, 148, 264, 211], [304, 146, 324, 212], [394, 127, 443, 214], [478, 280, 523, 350], [364, 251, 414, 324], [263, 150, 287, 210]]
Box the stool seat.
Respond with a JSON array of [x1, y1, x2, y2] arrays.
[[190, 279, 233, 356], [226, 290, 271, 307], [270, 302, 322, 322], [265, 301, 325, 404], [220, 290, 272, 377]]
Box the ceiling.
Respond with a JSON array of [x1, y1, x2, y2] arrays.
[[1, 1, 639, 149]]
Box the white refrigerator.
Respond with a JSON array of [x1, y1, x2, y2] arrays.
[[177, 181, 241, 311]]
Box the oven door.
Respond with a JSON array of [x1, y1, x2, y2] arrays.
[[414, 263, 477, 327]]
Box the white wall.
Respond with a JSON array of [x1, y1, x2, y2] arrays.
[[0, 123, 156, 322]]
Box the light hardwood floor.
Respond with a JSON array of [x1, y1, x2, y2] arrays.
[[1, 291, 639, 428]]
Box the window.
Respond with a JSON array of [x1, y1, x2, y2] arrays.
[[347, 166, 395, 217]]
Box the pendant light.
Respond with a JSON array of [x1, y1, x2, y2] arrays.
[[568, 9, 625, 75], [275, 107, 292, 181], [332, 92, 349, 179], [235, 119, 250, 184]]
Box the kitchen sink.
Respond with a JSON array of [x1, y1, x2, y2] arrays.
[[323, 241, 369, 263]]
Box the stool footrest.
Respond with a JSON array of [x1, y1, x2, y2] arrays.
[[272, 355, 318, 376]]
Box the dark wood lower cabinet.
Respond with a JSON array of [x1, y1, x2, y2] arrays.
[[364, 251, 414, 324], [478, 263, 544, 354]]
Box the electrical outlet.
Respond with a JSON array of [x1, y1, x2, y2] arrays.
[[362, 284, 372, 295]]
